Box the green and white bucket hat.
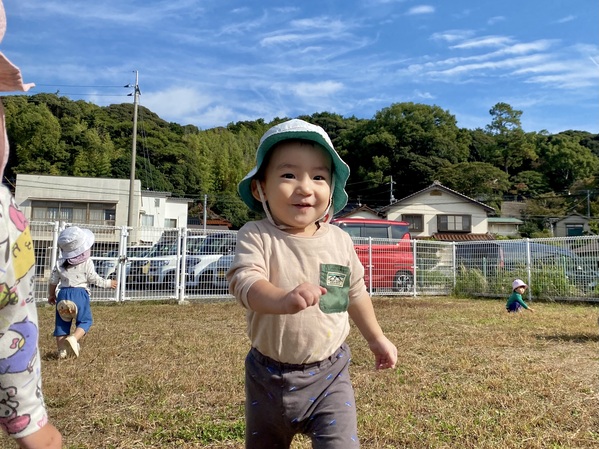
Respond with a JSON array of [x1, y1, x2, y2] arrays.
[[238, 119, 350, 216]]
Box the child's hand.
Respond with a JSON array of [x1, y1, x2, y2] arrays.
[[283, 283, 326, 314], [368, 335, 398, 370], [48, 296, 56, 305], [110, 280, 117, 289]]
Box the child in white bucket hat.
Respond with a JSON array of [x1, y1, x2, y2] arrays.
[[227, 119, 397, 447], [48, 226, 117, 358], [506, 279, 534, 313]]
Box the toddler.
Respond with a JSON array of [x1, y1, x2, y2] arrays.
[[506, 279, 534, 313], [48, 226, 116, 358], [227, 119, 397, 448]]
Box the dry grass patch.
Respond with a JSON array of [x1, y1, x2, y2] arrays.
[[2, 297, 598, 448]]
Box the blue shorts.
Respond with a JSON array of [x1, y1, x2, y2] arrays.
[[244, 343, 359, 449], [54, 287, 93, 336], [506, 302, 523, 313]]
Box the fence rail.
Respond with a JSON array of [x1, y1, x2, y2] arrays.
[[30, 222, 599, 303]]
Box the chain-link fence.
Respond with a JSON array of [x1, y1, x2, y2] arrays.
[[30, 222, 599, 303]]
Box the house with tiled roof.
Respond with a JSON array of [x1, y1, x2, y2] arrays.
[[334, 203, 382, 220], [380, 181, 496, 241]]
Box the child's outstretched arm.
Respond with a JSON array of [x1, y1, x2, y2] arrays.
[[247, 280, 326, 314], [348, 292, 397, 370]]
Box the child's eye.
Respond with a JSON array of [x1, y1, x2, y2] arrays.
[[313, 175, 327, 181], [282, 173, 295, 179]]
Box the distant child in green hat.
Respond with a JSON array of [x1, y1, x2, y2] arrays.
[[227, 119, 397, 448], [506, 279, 534, 313]]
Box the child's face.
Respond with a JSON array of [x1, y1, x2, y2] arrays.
[[253, 141, 332, 235], [515, 286, 527, 294]]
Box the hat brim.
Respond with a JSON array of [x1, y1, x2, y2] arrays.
[[238, 121, 349, 214]]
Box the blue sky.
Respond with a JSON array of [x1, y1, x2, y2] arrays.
[[3, 0, 598, 133]]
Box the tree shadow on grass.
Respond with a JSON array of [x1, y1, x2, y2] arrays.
[[537, 334, 599, 343]]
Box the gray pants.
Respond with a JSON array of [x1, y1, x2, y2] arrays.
[[245, 343, 359, 449]]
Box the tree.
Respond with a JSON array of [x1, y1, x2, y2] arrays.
[[510, 170, 551, 198], [436, 162, 510, 209], [536, 133, 599, 192], [485, 102, 537, 174], [7, 102, 69, 176], [339, 102, 470, 206]]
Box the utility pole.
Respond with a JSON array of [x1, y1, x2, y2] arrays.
[[126, 71, 141, 233], [390, 176, 396, 204]]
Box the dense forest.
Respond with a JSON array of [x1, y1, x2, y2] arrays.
[[3, 94, 599, 235]]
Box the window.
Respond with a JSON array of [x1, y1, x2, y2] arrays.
[[141, 214, 154, 226], [402, 214, 423, 232], [164, 218, 177, 228], [438, 215, 471, 232], [362, 225, 389, 239], [566, 224, 584, 236], [31, 201, 116, 225]]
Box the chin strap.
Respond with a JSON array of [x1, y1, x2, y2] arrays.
[[256, 182, 291, 230], [255, 174, 336, 229]]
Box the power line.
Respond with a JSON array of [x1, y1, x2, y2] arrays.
[[34, 84, 125, 88]]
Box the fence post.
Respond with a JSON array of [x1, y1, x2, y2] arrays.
[[116, 226, 128, 302], [176, 228, 186, 304], [50, 221, 60, 271], [368, 237, 373, 294], [412, 239, 417, 297], [452, 242, 457, 290], [525, 238, 532, 301]]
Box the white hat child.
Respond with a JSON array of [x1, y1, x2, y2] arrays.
[[58, 227, 95, 260]]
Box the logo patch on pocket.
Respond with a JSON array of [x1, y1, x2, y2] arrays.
[[326, 271, 347, 288]]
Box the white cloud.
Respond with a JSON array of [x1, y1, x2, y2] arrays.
[[406, 5, 435, 15], [142, 87, 213, 119], [556, 15, 576, 24], [487, 16, 505, 25], [431, 30, 475, 43], [451, 35, 514, 50]]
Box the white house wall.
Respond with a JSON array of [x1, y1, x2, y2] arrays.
[[15, 174, 189, 245], [15, 174, 139, 228], [386, 194, 489, 237], [165, 201, 190, 228]]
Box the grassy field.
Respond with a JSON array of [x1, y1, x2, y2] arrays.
[[3, 296, 598, 449]]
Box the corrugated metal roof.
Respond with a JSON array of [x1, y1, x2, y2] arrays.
[[488, 217, 523, 224], [432, 233, 495, 241]]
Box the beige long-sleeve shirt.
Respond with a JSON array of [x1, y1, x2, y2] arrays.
[[49, 258, 112, 292], [227, 219, 367, 364]]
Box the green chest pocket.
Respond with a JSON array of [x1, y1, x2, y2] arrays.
[[319, 264, 350, 314]]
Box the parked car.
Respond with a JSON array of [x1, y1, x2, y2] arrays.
[[330, 218, 414, 292], [455, 240, 599, 291], [140, 233, 208, 288], [127, 233, 207, 289], [185, 233, 237, 291], [95, 246, 152, 280], [193, 254, 235, 294]]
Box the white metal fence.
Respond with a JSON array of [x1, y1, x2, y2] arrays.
[[30, 222, 599, 303]]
